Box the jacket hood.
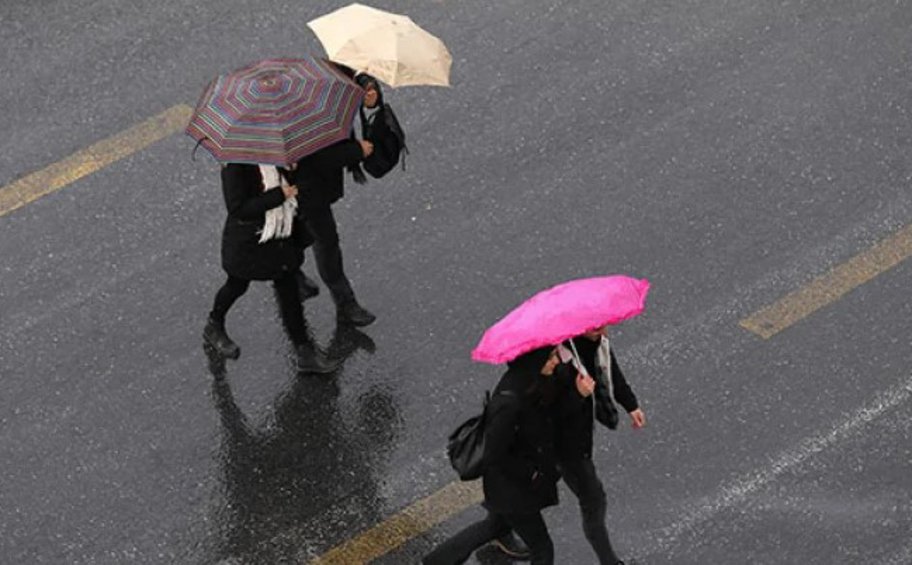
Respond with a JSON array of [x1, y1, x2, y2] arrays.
[[506, 346, 553, 373]]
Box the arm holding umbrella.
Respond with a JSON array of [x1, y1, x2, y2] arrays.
[[556, 344, 598, 401], [222, 164, 297, 220]]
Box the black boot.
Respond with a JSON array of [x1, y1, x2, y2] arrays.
[[203, 316, 240, 360], [295, 270, 320, 301], [490, 531, 531, 560], [296, 341, 343, 374], [337, 300, 376, 327]]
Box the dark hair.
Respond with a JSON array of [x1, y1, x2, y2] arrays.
[[506, 346, 553, 372], [355, 73, 384, 106]]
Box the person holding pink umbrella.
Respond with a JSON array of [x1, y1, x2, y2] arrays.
[[472, 275, 650, 564], [548, 325, 645, 565]]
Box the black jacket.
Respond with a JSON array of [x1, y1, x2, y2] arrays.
[[482, 367, 560, 515], [220, 164, 302, 281], [553, 338, 639, 461], [292, 139, 364, 210]]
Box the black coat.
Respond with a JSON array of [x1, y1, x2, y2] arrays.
[[553, 338, 639, 461], [292, 139, 364, 210], [220, 163, 302, 281], [482, 367, 560, 515]]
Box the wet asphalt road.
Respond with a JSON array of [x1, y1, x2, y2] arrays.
[[2, 1, 912, 564]]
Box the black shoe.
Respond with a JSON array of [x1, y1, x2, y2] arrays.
[[203, 317, 240, 360], [337, 301, 376, 327], [490, 532, 531, 560], [295, 271, 320, 301], [296, 342, 343, 374]]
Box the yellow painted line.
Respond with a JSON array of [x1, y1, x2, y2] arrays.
[[309, 480, 482, 565], [740, 223, 912, 339], [0, 104, 193, 218]]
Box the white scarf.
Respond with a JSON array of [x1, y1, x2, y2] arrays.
[[257, 165, 296, 243]]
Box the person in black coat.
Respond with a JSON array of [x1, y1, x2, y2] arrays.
[[202, 163, 340, 374], [290, 138, 377, 326], [550, 326, 646, 565], [423, 346, 563, 565]]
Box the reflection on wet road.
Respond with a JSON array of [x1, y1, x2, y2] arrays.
[[202, 325, 400, 563]]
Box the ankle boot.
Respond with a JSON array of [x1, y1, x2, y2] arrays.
[[203, 316, 240, 360], [295, 270, 320, 301], [296, 342, 343, 374], [490, 532, 531, 560], [337, 300, 376, 327]]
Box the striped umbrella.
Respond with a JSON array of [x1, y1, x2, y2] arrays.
[[186, 57, 364, 165]]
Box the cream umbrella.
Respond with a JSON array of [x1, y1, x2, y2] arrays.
[[307, 3, 452, 87]]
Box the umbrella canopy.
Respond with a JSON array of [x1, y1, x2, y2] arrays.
[[471, 275, 650, 364], [186, 57, 364, 166], [307, 3, 452, 87]]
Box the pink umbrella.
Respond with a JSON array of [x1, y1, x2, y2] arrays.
[[471, 275, 650, 364]]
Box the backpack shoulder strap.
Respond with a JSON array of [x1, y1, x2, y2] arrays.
[[383, 104, 408, 147], [381, 103, 409, 171]]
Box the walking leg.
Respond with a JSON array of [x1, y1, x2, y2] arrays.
[[273, 273, 340, 374], [305, 205, 375, 326], [503, 512, 554, 565], [422, 511, 510, 565], [205, 276, 249, 359], [561, 458, 621, 565]]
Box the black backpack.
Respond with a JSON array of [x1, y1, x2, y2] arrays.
[[362, 103, 408, 179]]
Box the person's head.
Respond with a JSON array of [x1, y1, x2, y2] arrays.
[[540, 347, 562, 376], [355, 73, 383, 109], [506, 346, 561, 376], [581, 325, 608, 342]]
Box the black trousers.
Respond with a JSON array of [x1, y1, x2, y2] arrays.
[[210, 272, 308, 344], [559, 457, 620, 565], [423, 509, 554, 565], [298, 204, 355, 305]]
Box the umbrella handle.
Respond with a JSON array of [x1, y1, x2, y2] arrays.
[[568, 338, 600, 423], [567, 339, 588, 377]]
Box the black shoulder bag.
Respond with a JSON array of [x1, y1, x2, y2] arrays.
[[447, 390, 515, 481]]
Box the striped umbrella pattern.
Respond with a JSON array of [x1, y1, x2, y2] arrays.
[[186, 57, 364, 165]]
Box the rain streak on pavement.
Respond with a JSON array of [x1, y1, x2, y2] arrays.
[[1, 1, 911, 564]]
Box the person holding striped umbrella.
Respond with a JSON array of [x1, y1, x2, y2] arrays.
[[187, 57, 370, 373]]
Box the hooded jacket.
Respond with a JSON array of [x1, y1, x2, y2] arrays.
[[482, 347, 561, 514]]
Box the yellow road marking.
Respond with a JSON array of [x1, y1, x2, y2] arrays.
[[309, 480, 482, 565], [0, 104, 193, 218], [740, 223, 912, 339]]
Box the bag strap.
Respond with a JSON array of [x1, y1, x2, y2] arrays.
[[383, 104, 409, 171], [596, 336, 616, 403]]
